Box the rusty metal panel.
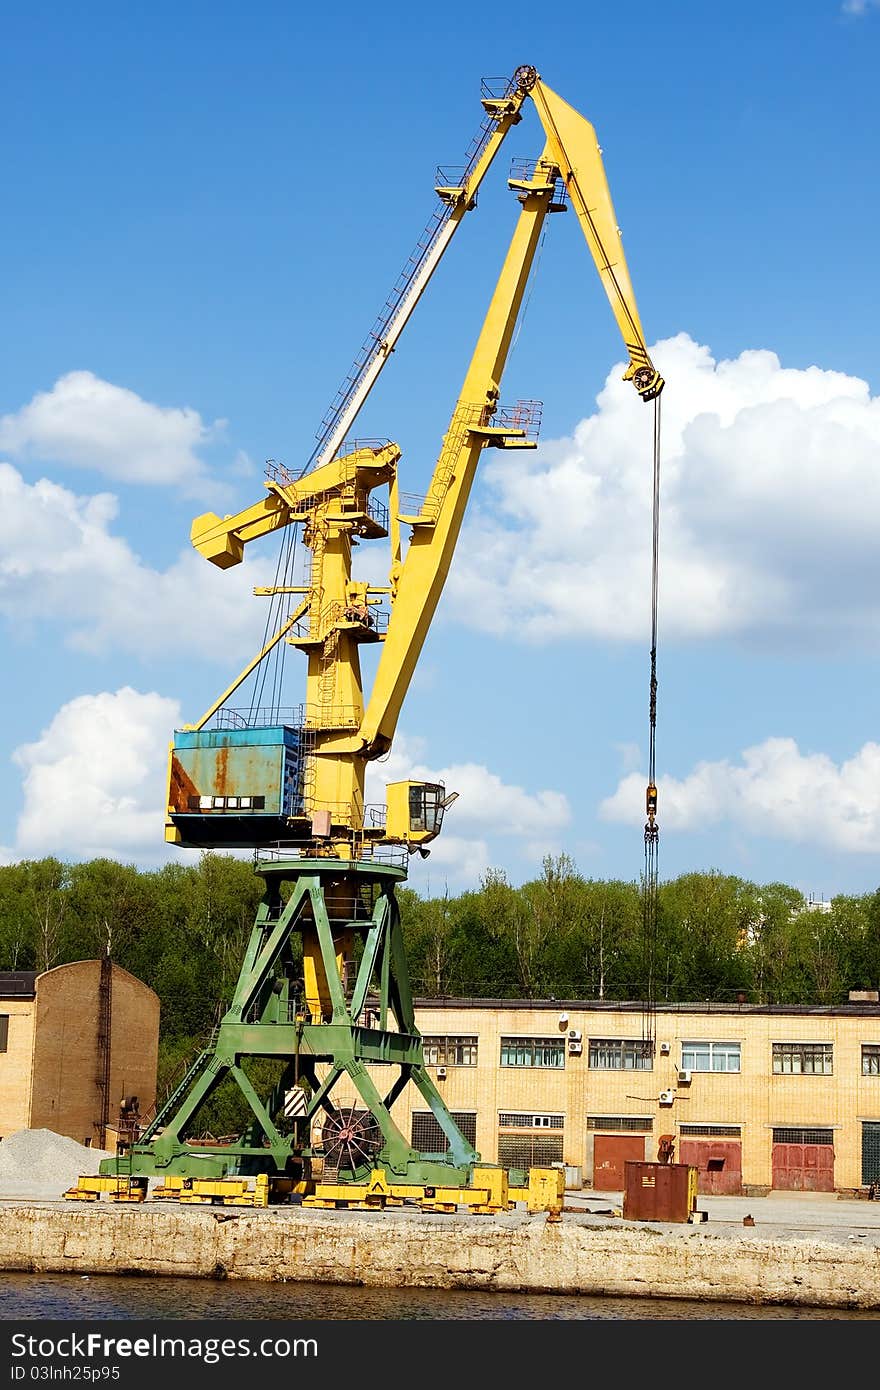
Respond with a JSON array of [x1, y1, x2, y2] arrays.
[[679, 1139, 743, 1196], [593, 1134, 646, 1190], [622, 1161, 698, 1222], [771, 1142, 835, 1192], [172, 741, 287, 812]]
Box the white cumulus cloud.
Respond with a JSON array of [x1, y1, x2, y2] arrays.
[[447, 334, 880, 651], [600, 735, 880, 853], [0, 371, 223, 492], [367, 732, 570, 837], [0, 462, 266, 659], [13, 687, 183, 863]]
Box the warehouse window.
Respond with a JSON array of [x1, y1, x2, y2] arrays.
[[498, 1134, 563, 1168], [0, 1015, 7, 1052], [772, 1042, 833, 1075], [497, 1133, 564, 1169], [862, 1122, 880, 1186], [498, 1113, 564, 1167], [500, 1036, 564, 1068], [587, 1116, 653, 1132], [588, 1038, 653, 1070], [421, 1035, 478, 1066], [681, 1040, 741, 1073], [772, 1127, 833, 1145], [498, 1112, 564, 1130], [862, 1045, 880, 1076], [411, 1111, 477, 1154], [679, 1124, 741, 1138]]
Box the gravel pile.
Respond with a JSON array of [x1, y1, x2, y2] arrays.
[[0, 1128, 113, 1200]]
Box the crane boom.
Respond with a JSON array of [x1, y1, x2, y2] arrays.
[[168, 66, 664, 858], [357, 152, 558, 755], [306, 76, 533, 474], [530, 79, 661, 398], [356, 81, 663, 754]]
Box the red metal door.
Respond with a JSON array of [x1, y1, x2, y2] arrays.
[[679, 1139, 743, 1195], [771, 1142, 835, 1192], [592, 1134, 646, 1190]]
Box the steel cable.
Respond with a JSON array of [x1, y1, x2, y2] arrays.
[[642, 393, 662, 1046]]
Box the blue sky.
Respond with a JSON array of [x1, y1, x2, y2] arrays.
[[1, 0, 879, 899]]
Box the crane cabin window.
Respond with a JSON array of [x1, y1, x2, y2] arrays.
[[408, 783, 444, 835], [500, 1036, 565, 1068]]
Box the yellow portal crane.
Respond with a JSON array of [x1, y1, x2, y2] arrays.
[[107, 64, 665, 1197], [167, 64, 663, 862]]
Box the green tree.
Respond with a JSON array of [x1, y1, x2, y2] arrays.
[[66, 858, 148, 963], [548, 877, 642, 1000], [655, 871, 755, 1002], [400, 888, 459, 997], [477, 867, 551, 999], [19, 858, 71, 973], [0, 863, 35, 969]]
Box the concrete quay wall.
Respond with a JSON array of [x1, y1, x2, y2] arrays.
[[2, 1203, 880, 1310]]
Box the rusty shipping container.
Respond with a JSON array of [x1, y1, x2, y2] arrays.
[[622, 1161, 698, 1222]]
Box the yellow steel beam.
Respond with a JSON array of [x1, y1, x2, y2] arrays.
[[357, 157, 558, 757], [190, 445, 399, 570], [529, 79, 663, 400], [311, 75, 533, 470]]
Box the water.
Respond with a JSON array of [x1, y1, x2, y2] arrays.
[[2, 1272, 879, 1320]]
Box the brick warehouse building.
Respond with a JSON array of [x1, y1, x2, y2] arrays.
[[336, 993, 880, 1196], [0, 961, 159, 1150]]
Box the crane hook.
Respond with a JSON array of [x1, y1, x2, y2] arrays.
[[645, 782, 658, 843]]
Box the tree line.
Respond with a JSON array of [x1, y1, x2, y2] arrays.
[[1, 852, 878, 1110]]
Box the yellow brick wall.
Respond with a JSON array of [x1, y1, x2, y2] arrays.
[[329, 1002, 880, 1191], [0, 999, 36, 1137]]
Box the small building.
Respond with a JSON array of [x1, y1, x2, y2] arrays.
[[0, 960, 159, 1150]]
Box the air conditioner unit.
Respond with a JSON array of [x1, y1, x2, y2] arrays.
[[436, 1066, 447, 1080], [567, 1029, 582, 1041], [678, 1069, 692, 1084], [659, 1041, 671, 1055], [658, 1089, 675, 1106], [568, 1040, 582, 1055]]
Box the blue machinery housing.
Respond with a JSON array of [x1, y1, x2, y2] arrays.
[[167, 725, 307, 848]]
